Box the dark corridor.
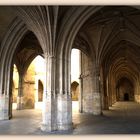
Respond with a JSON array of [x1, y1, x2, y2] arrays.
[[124, 93, 129, 101]]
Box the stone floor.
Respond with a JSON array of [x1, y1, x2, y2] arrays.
[[1, 101, 140, 135]]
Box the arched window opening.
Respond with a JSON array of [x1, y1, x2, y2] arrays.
[[71, 81, 79, 101], [12, 64, 19, 110], [38, 80, 43, 102]]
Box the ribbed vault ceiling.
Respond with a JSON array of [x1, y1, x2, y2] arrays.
[[74, 6, 140, 86], [13, 32, 43, 74], [0, 6, 140, 84]]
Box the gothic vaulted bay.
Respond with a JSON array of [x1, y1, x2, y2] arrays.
[[1, 6, 140, 134]]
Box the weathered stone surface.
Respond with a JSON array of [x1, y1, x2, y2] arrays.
[[0, 95, 9, 120], [57, 94, 72, 130], [1, 6, 140, 134]]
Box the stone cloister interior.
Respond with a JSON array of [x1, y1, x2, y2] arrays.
[[1, 6, 140, 134]]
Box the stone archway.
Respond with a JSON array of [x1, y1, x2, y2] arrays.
[[71, 81, 79, 101], [116, 77, 134, 102], [2, 6, 140, 133], [55, 6, 104, 132], [71, 81, 79, 114], [12, 31, 44, 111], [0, 18, 29, 120], [12, 64, 19, 110], [38, 80, 43, 102], [0, 15, 46, 120]]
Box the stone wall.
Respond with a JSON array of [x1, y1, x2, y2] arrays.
[[81, 52, 94, 113], [12, 65, 19, 102], [0, 95, 9, 120]]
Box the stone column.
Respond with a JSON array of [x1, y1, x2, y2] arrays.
[[108, 77, 112, 106], [103, 80, 109, 110], [79, 52, 83, 113], [34, 75, 39, 109], [93, 66, 102, 115], [0, 69, 11, 120], [56, 57, 73, 131], [57, 94, 72, 130], [17, 74, 24, 110], [41, 55, 56, 132], [79, 75, 83, 113], [100, 79, 104, 109], [0, 93, 9, 120]]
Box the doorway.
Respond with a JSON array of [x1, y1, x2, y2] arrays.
[[124, 93, 129, 101], [116, 77, 134, 101], [71, 49, 80, 114]]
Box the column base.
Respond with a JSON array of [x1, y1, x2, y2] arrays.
[[57, 123, 73, 131], [57, 94, 72, 131], [16, 97, 24, 110], [41, 123, 73, 132], [0, 116, 10, 120], [103, 96, 109, 110], [0, 95, 9, 120], [103, 107, 109, 110], [16, 103, 24, 110], [41, 123, 54, 132], [93, 110, 102, 115]]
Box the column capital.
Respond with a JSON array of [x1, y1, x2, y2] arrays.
[[44, 53, 55, 59]]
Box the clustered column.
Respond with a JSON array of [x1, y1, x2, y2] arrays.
[[93, 66, 102, 115], [56, 56, 73, 131], [17, 73, 24, 110], [0, 91, 9, 120], [41, 54, 57, 132]]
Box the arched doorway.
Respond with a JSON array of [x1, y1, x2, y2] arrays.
[[12, 55, 45, 110], [124, 93, 129, 101], [71, 49, 80, 114], [71, 48, 96, 116], [116, 77, 134, 102], [12, 64, 19, 110], [38, 80, 43, 102], [71, 81, 79, 114], [71, 81, 79, 101]]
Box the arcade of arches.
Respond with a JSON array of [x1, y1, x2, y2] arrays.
[[12, 56, 45, 110], [1, 6, 140, 133]]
